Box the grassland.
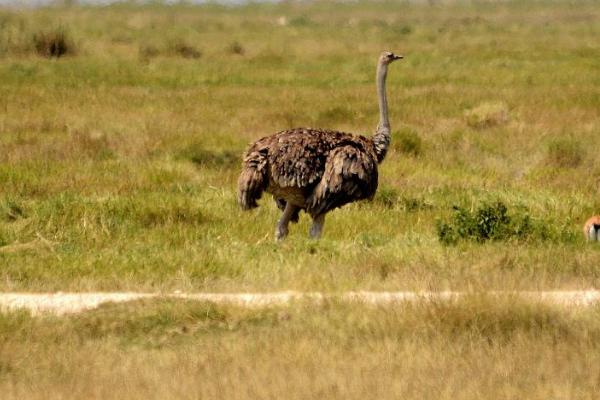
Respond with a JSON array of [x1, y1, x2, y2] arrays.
[[2, 298, 600, 399], [2, 1, 600, 292], [2, 1, 600, 397]]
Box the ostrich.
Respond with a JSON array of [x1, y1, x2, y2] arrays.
[[238, 51, 403, 240]]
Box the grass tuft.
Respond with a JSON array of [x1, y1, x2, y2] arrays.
[[1, 199, 26, 222], [464, 102, 509, 129], [72, 132, 115, 161], [399, 196, 433, 212], [139, 43, 160, 60], [412, 296, 579, 342], [170, 41, 202, 59], [72, 300, 229, 344], [177, 143, 239, 168], [373, 186, 398, 208], [32, 29, 72, 58], [392, 128, 423, 156], [289, 15, 313, 27], [545, 137, 585, 168], [316, 106, 354, 125], [228, 41, 244, 55]]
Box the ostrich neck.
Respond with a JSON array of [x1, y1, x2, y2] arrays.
[[373, 61, 391, 163], [377, 62, 390, 131]]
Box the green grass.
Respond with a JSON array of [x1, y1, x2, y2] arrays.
[[1, 1, 600, 294]]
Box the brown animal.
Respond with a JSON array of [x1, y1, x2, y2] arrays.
[[237, 51, 403, 240], [583, 216, 600, 241]]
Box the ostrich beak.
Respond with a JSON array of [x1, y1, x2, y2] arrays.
[[393, 54, 403, 60]]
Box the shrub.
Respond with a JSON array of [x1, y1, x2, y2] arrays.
[[228, 41, 244, 55], [33, 29, 72, 58], [436, 201, 563, 245], [171, 41, 201, 59], [545, 137, 585, 168], [464, 102, 509, 129]]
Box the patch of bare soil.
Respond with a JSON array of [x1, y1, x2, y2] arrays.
[[1, 291, 599, 316]]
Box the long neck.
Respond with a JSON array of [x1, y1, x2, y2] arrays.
[[373, 61, 391, 163]]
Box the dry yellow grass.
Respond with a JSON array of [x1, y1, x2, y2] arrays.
[[1, 297, 600, 399]]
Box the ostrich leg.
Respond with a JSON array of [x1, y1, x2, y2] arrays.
[[276, 203, 298, 241], [309, 214, 325, 239]]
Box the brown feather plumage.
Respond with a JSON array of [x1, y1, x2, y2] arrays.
[[238, 127, 379, 216]]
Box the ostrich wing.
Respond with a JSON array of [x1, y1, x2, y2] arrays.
[[307, 145, 378, 216], [268, 130, 329, 188]]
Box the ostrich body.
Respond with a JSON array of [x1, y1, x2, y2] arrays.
[[238, 51, 403, 240]]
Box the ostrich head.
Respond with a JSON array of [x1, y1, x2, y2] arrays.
[[379, 51, 403, 65]]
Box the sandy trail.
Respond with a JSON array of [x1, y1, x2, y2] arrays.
[[1, 290, 600, 315]]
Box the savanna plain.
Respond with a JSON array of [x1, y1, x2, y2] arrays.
[[1, 1, 600, 398]]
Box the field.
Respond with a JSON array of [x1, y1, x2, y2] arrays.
[[3, 297, 600, 399], [1, 0, 600, 397]]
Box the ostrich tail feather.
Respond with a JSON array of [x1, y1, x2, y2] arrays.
[[237, 149, 269, 210]]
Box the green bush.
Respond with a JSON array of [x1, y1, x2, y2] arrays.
[[436, 201, 570, 245]]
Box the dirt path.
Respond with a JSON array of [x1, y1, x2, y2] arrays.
[[1, 290, 600, 315]]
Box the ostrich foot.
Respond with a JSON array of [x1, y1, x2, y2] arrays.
[[275, 226, 289, 241], [309, 214, 325, 239]]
